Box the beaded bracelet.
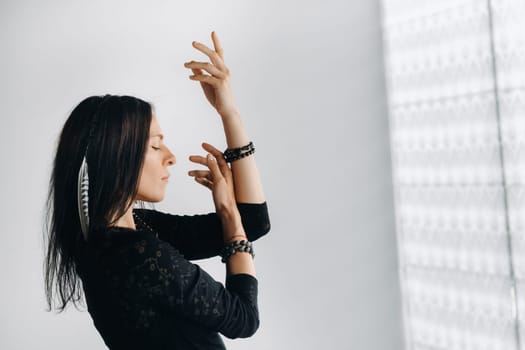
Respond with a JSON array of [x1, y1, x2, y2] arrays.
[[220, 239, 254, 262], [220, 239, 255, 263], [223, 141, 255, 163]]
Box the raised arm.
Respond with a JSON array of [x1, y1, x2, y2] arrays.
[[184, 31, 267, 205], [220, 109, 265, 204], [177, 31, 270, 260]]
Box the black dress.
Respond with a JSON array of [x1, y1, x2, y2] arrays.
[[77, 202, 270, 350]]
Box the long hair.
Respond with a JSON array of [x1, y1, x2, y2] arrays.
[[43, 94, 153, 312]]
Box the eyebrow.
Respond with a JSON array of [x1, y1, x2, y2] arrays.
[[150, 134, 164, 140]]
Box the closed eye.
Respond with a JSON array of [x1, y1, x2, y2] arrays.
[[152, 146, 160, 151]]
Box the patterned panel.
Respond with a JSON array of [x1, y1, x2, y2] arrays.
[[381, 0, 525, 349], [491, 0, 525, 347]]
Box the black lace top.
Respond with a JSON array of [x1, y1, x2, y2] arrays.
[[77, 202, 270, 350]]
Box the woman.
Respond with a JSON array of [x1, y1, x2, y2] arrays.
[[43, 31, 270, 349]]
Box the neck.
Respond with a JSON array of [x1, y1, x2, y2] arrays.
[[110, 205, 136, 230]]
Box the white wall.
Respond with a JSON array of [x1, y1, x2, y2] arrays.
[[0, 0, 404, 349]]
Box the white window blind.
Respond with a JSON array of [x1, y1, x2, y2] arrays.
[[380, 0, 525, 349]]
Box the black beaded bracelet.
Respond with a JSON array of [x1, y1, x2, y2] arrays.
[[220, 239, 255, 263], [223, 141, 255, 163], [220, 239, 254, 261]]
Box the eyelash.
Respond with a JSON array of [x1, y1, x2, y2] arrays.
[[152, 146, 161, 151]]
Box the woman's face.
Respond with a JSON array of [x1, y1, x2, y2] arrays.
[[135, 115, 176, 202]]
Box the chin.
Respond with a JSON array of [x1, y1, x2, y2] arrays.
[[136, 192, 165, 203], [149, 194, 165, 202]]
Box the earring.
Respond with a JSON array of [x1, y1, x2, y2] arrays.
[[77, 155, 90, 240]]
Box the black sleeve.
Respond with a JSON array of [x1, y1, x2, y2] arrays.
[[134, 202, 271, 261], [130, 236, 260, 339]]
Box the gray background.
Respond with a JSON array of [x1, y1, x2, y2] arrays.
[[0, 0, 403, 349]]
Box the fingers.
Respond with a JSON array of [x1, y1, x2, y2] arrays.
[[188, 170, 210, 178], [194, 176, 212, 189], [188, 168, 213, 190], [190, 155, 230, 181], [191, 143, 231, 175], [212, 31, 224, 60], [185, 61, 226, 79], [205, 153, 222, 180], [204, 144, 231, 180], [189, 143, 232, 183], [201, 142, 228, 165], [188, 73, 220, 86], [191, 67, 203, 76], [189, 143, 225, 164], [188, 154, 209, 165], [190, 40, 227, 71], [185, 32, 229, 85]]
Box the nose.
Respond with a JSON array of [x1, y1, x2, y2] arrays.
[[165, 148, 176, 166]]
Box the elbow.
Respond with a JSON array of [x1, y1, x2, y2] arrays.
[[257, 220, 271, 237], [221, 304, 260, 339], [238, 202, 271, 241], [223, 319, 259, 339], [242, 314, 260, 338], [247, 219, 270, 242], [258, 202, 271, 237], [243, 309, 260, 338]]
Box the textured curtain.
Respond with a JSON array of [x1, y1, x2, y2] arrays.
[[380, 0, 525, 349]]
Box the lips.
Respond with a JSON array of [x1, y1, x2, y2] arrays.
[[161, 174, 170, 180]]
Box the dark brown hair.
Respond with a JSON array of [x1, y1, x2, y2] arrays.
[[43, 94, 153, 312]]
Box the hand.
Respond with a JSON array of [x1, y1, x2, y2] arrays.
[[188, 142, 238, 216], [183, 31, 239, 117]]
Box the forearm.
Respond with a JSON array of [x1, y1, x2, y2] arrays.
[[227, 250, 256, 277], [220, 210, 256, 278], [220, 109, 265, 203]]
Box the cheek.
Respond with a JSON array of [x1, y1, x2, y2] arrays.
[[138, 154, 151, 180], [140, 152, 161, 181]]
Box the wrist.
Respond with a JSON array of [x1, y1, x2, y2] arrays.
[[218, 204, 240, 222], [224, 234, 248, 244], [222, 227, 247, 244], [219, 208, 244, 237], [219, 108, 241, 121]]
